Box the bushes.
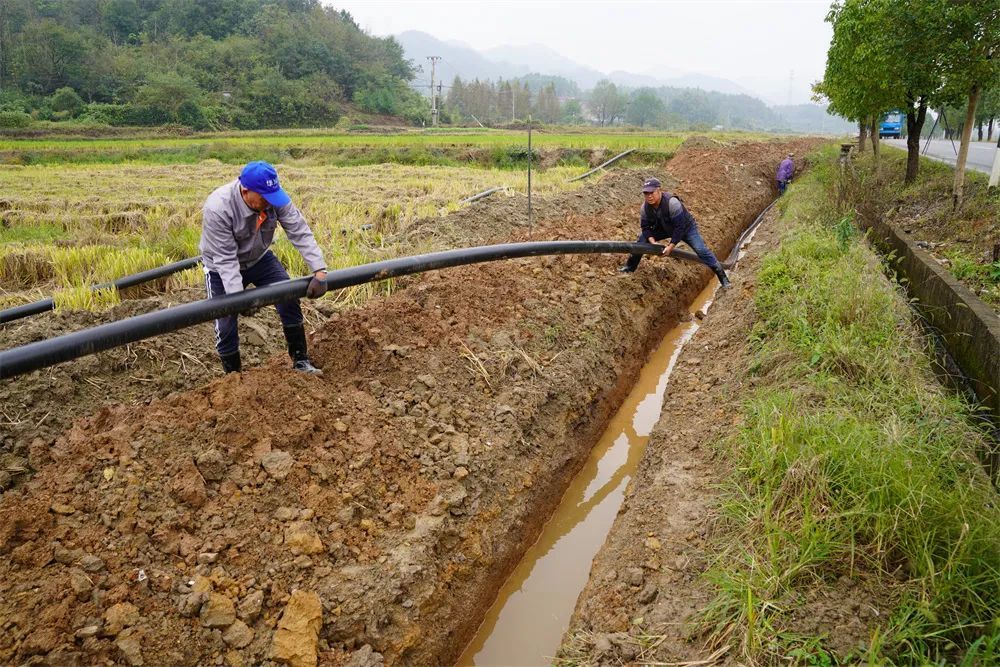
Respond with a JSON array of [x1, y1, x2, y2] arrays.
[[81, 103, 172, 126], [0, 111, 32, 128]]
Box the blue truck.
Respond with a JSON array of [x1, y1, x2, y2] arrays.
[[879, 110, 903, 139]]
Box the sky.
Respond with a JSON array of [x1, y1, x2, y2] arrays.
[[329, 0, 835, 105]]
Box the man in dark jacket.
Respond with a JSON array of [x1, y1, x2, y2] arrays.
[[619, 178, 731, 289], [200, 161, 329, 375], [776, 153, 794, 194]]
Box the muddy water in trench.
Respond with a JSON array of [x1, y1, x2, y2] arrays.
[[458, 280, 719, 667]]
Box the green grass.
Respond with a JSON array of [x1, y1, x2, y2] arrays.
[[943, 249, 1000, 307], [699, 145, 1000, 665], [0, 128, 774, 166], [874, 145, 1000, 309]]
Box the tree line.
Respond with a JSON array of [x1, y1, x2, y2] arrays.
[[815, 0, 999, 206], [0, 0, 429, 129], [443, 76, 808, 131]]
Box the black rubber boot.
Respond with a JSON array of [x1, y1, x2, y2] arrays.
[[283, 324, 323, 375], [715, 268, 732, 290], [619, 253, 641, 273], [220, 351, 241, 374]]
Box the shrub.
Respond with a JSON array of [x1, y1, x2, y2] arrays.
[[0, 111, 32, 128]]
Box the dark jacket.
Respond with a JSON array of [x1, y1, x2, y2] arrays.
[[640, 192, 696, 245]]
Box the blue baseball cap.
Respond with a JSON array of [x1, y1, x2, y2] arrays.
[[239, 161, 291, 208]]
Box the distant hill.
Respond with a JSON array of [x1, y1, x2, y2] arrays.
[[399, 31, 755, 97], [1, 0, 426, 129]]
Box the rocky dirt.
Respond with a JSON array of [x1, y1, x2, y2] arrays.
[[0, 138, 818, 666]]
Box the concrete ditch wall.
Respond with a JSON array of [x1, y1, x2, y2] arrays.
[[865, 217, 1000, 423]]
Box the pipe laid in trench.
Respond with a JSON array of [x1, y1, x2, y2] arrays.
[[459, 186, 507, 205], [0, 240, 713, 380], [0, 255, 202, 325], [567, 149, 636, 182]]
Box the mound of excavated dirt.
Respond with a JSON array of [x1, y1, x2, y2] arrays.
[[678, 135, 723, 152], [0, 138, 821, 666]]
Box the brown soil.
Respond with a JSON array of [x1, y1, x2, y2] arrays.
[[0, 138, 819, 666], [558, 191, 874, 666]]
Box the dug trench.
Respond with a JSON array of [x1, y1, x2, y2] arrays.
[[0, 138, 817, 666]]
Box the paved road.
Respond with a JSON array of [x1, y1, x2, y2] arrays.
[[885, 138, 996, 174]]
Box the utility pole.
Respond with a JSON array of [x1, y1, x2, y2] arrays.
[[427, 56, 441, 127], [512, 83, 516, 122], [527, 115, 532, 236]]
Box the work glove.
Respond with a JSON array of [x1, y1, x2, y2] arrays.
[[306, 275, 328, 299]]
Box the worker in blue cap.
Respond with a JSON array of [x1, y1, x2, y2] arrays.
[[620, 177, 730, 289], [199, 161, 328, 374]]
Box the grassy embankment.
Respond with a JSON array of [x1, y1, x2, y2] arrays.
[[0, 129, 694, 166], [699, 145, 1000, 665], [854, 146, 999, 308]]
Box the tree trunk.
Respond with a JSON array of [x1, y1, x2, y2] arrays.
[[905, 97, 928, 185], [871, 114, 881, 170], [990, 117, 995, 142], [978, 123, 984, 141], [858, 119, 868, 153], [953, 85, 981, 210]]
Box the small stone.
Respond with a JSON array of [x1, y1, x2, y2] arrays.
[[200, 593, 237, 628], [238, 590, 265, 623], [261, 450, 295, 480], [271, 590, 322, 667], [178, 592, 207, 618], [196, 449, 228, 482], [346, 644, 385, 667], [198, 552, 220, 565], [75, 625, 100, 639], [275, 507, 298, 521], [51, 503, 76, 515], [299, 509, 314, 520], [222, 619, 254, 648], [453, 466, 469, 480], [284, 521, 325, 555], [116, 631, 145, 666], [333, 421, 349, 433], [171, 456, 208, 508], [80, 554, 106, 573], [627, 567, 644, 586], [69, 567, 93, 600], [293, 555, 314, 569], [645, 536, 662, 551], [103, 602, 140, 636]]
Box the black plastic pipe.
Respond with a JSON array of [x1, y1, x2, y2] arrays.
[[568, 149, 636, 182], [722, 199, 778, 266], [0, 241, 700, 380], [459, 186, 506, 205], [0, 256, 202, 325]]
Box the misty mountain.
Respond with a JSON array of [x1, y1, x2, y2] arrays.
[[398, 31, 755, 98], [481, 43, 607, 88]]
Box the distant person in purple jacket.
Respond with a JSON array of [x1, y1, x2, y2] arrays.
[[776, 153, 795, 194], [619, 178, 731, 289]]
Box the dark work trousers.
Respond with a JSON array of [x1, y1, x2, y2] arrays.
[[205, 250, 303, 356], [624, 226, 723, 272], [778, 179, 789, 194]]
